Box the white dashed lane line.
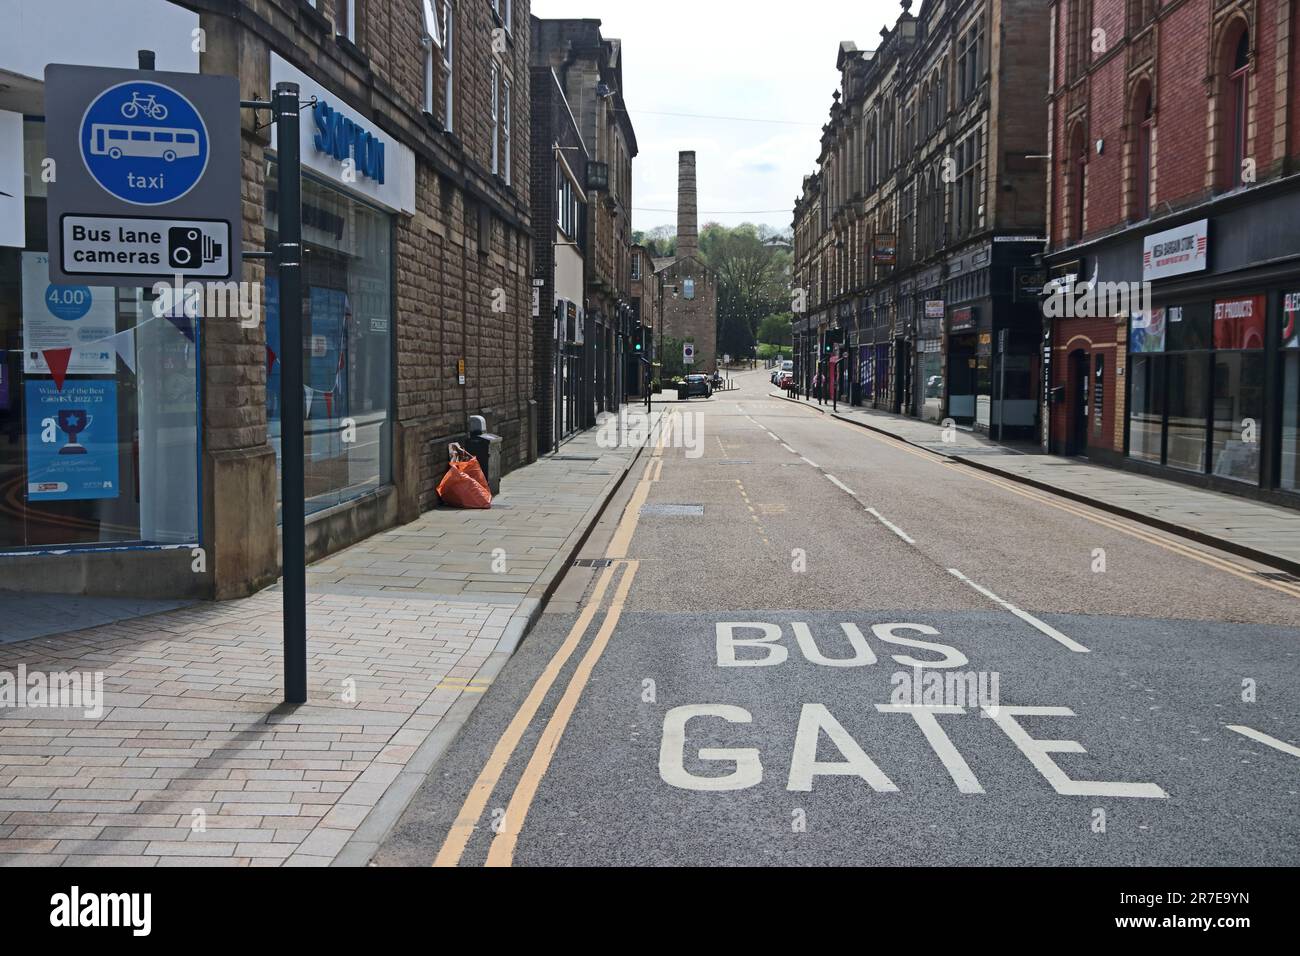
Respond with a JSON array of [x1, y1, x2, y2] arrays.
[[947, 568, 1090, 654], [825, 474, 857, 497], [866, 507, 916, 545], [1227, 725, 1300, 759]]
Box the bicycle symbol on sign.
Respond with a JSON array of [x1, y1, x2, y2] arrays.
[[121, 91, 168, 121]]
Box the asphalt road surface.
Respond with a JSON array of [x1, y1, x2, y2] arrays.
[[375, 369, 1300, 867]]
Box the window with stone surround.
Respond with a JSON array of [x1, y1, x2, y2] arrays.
[[1219, 25, 1250, 192]]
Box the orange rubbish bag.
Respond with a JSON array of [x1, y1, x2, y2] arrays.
[[437, 443, 492, 509]]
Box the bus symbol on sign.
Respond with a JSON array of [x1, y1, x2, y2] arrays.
[[79, 81, 210, 206]]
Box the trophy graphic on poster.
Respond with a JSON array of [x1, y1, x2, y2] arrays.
[[56, 408, 92, 455]]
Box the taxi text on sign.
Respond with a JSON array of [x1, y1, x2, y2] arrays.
[[44, 64, 241, 287]]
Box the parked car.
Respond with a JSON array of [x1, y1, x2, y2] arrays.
[[776, 371, 794, 389], [680, 373, 712, 398]]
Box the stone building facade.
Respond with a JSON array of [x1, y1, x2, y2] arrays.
[[0, 0, 536, 598], [1044, 0, 1300, 506], [532, 18, 638, 416], [792, 0, 1050, 436]]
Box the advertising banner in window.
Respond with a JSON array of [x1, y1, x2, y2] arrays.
[[1130, 307, 1166, 353], [21, 252, 117, 375], [1142, 218, 1208, 282], [24, 378, 120, 502], [1212, 294, 1265, 350], [1284, 292, 1300, 348]]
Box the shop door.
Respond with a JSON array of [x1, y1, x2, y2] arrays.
[[894, 341, 912, 414], [1067, 349, 1090, 456]]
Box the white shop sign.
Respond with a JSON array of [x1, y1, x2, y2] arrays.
[[270, 55, 416, 215], [1143, 218, 1208, 282]]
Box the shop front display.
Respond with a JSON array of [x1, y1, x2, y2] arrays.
[[0, 118, 200, 552]]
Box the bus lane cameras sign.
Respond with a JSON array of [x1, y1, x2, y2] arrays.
[[44, 65, 240, 287]]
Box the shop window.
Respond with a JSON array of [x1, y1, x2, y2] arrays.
[[490, 62, 500, 177], [442, 2, 455, 133], [1210, 351, 1264, 482], [1128, 354, 1164, 463], [420, 0, 442, 116], [0, 120, 199, 552], [1165, 302, 1211, 351], [1165, 352, 1210, 473], [265, 164, 393, 517]]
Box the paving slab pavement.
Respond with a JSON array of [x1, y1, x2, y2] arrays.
[[0, 410, 663, 867]]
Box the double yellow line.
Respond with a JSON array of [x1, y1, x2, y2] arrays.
[[433, 413, 673, 867]]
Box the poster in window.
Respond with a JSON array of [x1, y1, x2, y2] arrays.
[[1284, 292, 1300, 348], [20, 253, 116, 375], [1212, 295, 1265, 350], [24, 379, 119, 501], [1130, 307, 1166, 353]]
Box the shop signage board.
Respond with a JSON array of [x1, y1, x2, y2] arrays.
[[1142, 218, 1208, 282], [271, 55, 416, 214], [925, 300, 945, 320], [0, 110, 25, 248], [44, 64, 241, 287]]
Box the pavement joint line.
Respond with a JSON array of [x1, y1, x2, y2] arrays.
[[800, 456, 819, 467], [866, 507, 916, 545], [947, 568, 1091, 654], [1226, 725, 1300, 758]]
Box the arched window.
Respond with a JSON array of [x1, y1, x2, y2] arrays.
[[1221, 27, 1250, 190], [1070, 124, 1087, 242], [1132, 83, 1153, 220]]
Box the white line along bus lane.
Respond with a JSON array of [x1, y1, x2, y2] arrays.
[[657, 620, 1169, 800]]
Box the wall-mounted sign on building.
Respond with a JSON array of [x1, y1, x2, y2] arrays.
[[44, 64, 241, 286], [873, 233, 897, 265], [1142, 218, 1208, 282], [951, 307, 977, 332], [271, 55, 415, 214], [925, 300, 945, 320]]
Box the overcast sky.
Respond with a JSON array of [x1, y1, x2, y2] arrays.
[[532, 0, 900, 235]]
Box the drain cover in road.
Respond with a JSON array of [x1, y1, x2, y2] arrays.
[[639, 504, 704, 517]]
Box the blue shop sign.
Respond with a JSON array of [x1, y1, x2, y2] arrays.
[[313, 100, 386, 185]]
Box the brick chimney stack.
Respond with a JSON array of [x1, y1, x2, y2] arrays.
[[677, 150, 698, 260]]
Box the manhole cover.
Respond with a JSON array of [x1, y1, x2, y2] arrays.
[[640, 504, 704, 517], [572, 558, 614, 568]]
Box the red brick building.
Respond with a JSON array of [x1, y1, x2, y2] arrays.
[[1045, 0, 1300, 506]]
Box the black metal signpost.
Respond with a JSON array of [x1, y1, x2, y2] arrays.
[[272, 83, 306, 704], [241, 82, 306, 704]]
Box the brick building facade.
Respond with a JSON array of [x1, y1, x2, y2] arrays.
[[1045, 0, 1300, 505], [792, 0, 1050, 436], [0, 0, 537, 598]]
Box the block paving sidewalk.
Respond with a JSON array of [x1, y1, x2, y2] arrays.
[[0, 414, 660, 866], [777, 390, 1300, 573]]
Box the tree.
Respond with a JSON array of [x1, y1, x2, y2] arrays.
[[758, 312, 794, 347], [696, 223, 792, 360]]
